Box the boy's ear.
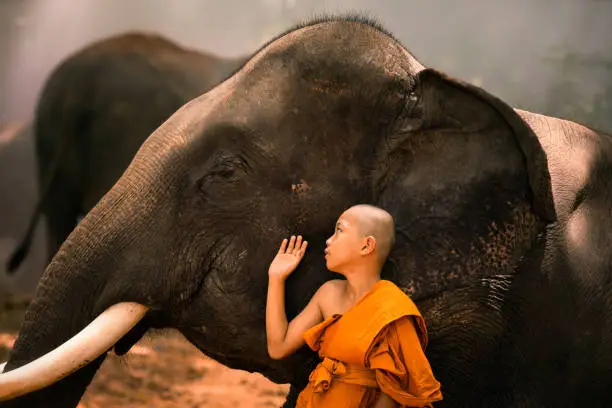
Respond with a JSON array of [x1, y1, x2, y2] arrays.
[[361, 236, 376, 254]]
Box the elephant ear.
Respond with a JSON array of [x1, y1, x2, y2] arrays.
[[430, 69, 554, 222], [435, 68, 553, 222], [381, 67, 555, 222], [375, 68, 556, 294]]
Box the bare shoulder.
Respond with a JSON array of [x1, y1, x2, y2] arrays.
[[315, 279, 346, 318], [317, 279, 346, 295]]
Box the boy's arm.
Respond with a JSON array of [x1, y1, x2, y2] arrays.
[[266, 235, 325, 360], [266, 277, 326, 360]]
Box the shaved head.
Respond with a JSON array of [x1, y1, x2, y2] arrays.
[[344, 204, 396, 263]]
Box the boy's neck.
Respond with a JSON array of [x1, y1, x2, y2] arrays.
[[342, 263, 383, 304]]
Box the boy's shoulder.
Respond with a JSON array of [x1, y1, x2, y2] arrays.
[[319, 279, 346, 292], [314, 279, 346, 300]]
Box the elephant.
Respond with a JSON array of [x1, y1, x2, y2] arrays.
[[2, 15, 612, 408], [6, 31, 247, 274]]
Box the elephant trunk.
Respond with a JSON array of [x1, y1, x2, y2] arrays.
[[0, 237, 121, 407], [0, 95, 202, 407], [0, 140, 176, 407]]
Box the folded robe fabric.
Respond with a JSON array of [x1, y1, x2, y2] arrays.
[[296, 280, 443, 408]]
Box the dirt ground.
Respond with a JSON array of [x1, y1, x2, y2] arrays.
[[0, 304, 290, 408]]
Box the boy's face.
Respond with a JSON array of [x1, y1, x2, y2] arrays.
[[324, 211, 365, 273]]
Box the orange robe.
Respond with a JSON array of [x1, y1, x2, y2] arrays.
[[296, 280, 442, 408]]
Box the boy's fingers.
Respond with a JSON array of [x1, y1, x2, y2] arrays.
[[295, 236, 303, 252], [278, 238, 288, 254], [288, 235, 296, 253], [299, 241, 308, 257], [277, 236, 306, 256]]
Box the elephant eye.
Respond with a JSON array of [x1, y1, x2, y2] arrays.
[[209, 162, 239, 178], [197, 154, 250, 192]]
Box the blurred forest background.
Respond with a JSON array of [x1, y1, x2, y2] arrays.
[[0, 0, 611, 297]]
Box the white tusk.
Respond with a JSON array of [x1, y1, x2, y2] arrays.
[[0, 302, 149, 401]]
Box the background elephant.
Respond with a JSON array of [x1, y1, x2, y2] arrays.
[[6, 32, 247, 274], [2, 16, 612, 408], [0, 121, 48, 298]]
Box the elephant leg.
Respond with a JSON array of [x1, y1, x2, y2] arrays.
[[42, 183, 81, 265]]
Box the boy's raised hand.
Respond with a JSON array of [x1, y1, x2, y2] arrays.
[[268, 235, 308, 281]]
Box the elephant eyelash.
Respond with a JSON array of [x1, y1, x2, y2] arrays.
[[208, 168, 237, 178], [199, 155, 251, 187]]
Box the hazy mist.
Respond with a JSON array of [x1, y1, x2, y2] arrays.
[[1, 0, 611, 129]]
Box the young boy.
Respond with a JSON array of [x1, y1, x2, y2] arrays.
[[266, 204, 442, 408]]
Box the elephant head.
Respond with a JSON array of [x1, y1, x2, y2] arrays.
[[0, 16, 555, 407]]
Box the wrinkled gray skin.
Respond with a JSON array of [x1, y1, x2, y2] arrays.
[[3, 16, 612, 408], [6, 32, 246, 273]]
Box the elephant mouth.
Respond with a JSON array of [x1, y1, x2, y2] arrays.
[[180, 327, 293, 383]]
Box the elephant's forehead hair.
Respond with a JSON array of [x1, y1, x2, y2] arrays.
[[131, 18, 423, 175], [236, 18, 425, 80]]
